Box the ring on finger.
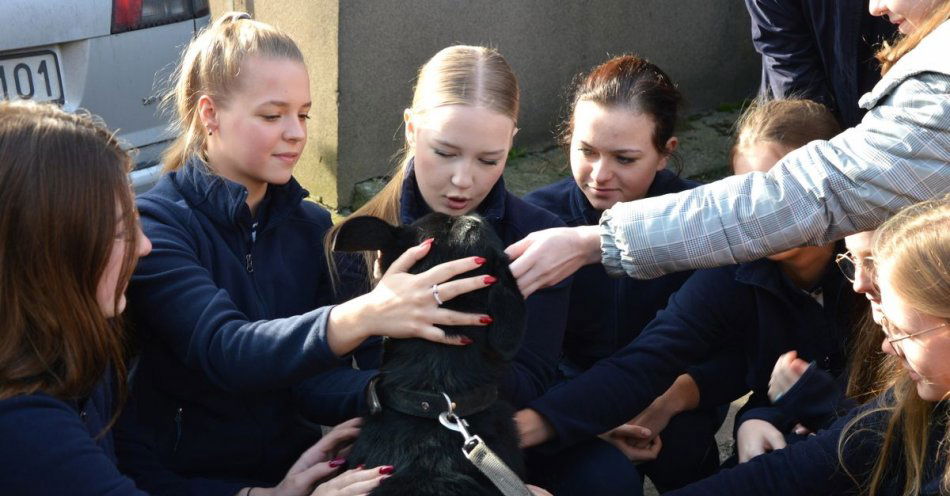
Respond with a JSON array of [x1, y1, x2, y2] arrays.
[[431, 284, 444, 306]]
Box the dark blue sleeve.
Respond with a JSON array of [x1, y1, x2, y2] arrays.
[[499, 198, 573, 409], [114, 398, 245, 496], [736, 396, 796, 437], [292, 367, 377, 423], [745, 0, 835, 108], [501, 273, 572, 408], [687, 339, 750, 410], [130, 201, 347, 393], [0, 395, 149, 496], [773, 363, 857, 432], [528, 268, 746, 449], [668, 399, 886, 495]]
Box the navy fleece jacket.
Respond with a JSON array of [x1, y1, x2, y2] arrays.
[[669, 394, 948, 495], [127, 158, 372, 484], [523, 172, 699, 370], [529, 252, 861, 450], [0, 372, 242, 496]]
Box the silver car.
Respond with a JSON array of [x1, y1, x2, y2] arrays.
[[0, 0, 210, 192]]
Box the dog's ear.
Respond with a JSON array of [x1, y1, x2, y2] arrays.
[[485, 268, 526, 361], [332, 216, 401, 253]]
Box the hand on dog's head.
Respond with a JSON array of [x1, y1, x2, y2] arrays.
[[332, 213, 525, 364]]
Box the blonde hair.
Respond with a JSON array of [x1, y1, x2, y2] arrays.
[[161, 11, 304, 171], [876, 2, 950, 74], [326, 45, 519, 283], [732, 98, 841, 163], [838, 196, 950, 495]]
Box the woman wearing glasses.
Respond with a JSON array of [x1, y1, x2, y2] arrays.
[[766, 231, 889, 440], [668, 196, 950, 495], [839, 232, 882, 323]]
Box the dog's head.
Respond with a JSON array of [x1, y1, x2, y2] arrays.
[[332, 213, 526, 370]]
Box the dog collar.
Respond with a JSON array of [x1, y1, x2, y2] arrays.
[[368, 378, 498, 419]]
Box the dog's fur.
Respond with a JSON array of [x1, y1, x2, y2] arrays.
[[333, 213, 527, 496]]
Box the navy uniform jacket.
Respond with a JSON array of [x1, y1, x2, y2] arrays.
[[669, 394, 948, 495], [127, 158, 374, 485], [529, 250, 862, 451], [745, 0, 896, 127], [398, 162, 571, 407], [0, 371, 242, 495], [523, 171, 699, 370]]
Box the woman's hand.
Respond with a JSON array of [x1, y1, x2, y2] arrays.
[[506, 226, 601, 298], [328, 239, 496, 355], [768, 351, 810, 403], [247, 418, 365, 496], [515, 408, 556, 448], [625, 373, 700, 449], [526, 485, 554, 496], [736, 419, 786, 463], [599, 424, 661, 462], [310, 466, 392, 496]]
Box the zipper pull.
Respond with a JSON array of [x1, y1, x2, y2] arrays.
[[174, 407, 183, 453], [245, 253, 254, 273]]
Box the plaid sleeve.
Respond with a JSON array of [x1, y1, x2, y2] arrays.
[[601, 71, 950, 280]]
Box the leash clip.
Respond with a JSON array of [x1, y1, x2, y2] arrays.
[[438, 392, 477, 446]]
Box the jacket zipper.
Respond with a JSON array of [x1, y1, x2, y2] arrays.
[[173, 407, 183, 453], [245, 221, 258, 273]]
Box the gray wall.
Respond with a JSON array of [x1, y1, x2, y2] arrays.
[[221, 1, 760, 209]]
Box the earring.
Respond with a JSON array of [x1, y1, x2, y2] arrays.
[[208, 130, 213, 136]]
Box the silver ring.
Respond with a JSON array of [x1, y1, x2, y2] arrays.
[[431, 284, 444, 306]]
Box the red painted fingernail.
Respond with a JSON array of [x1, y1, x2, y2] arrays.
[[483, 275, 497, 285], [474, 256, 486, 265], [357, 464, 365, 470], [422, 238, 434, 246], [329, 457, 346, 468], [379, 465, 395, 475], [479, 316, 493, 324], [459, 336, 474, 345]]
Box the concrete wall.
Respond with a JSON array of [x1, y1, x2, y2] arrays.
[[214, 0, 760, 209]]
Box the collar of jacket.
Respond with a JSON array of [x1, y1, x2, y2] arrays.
[[733, 248, 844, 302], [398, 157, 507, 227], [173, 156, 308, 231], [569, 169, 694, 226], [860, 20, 950, 109]]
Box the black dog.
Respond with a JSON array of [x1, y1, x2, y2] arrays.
[[333, 213, 527, 495]]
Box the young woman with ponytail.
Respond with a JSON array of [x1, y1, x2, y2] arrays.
[[126, 12, 493, 491], [329, 43, 570, 408], [0, 100, 385, 496]]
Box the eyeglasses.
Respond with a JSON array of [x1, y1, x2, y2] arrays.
[[835, 251, 875, 283], [879, 314, 950, 345]]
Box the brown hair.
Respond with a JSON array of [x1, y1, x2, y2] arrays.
[[732, 98, 842, 165], [838, 196, 950, 495], [0, 101, 139, 432], [560, 55, 682, 166], [161, 11, 304, 171], [326, 45, 519, 284], [876, 2, 950, 74]]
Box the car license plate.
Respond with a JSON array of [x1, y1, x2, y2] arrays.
[[0, 50, 64, 104]]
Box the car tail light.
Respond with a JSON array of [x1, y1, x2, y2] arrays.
[[112, 0, 210, 34]]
